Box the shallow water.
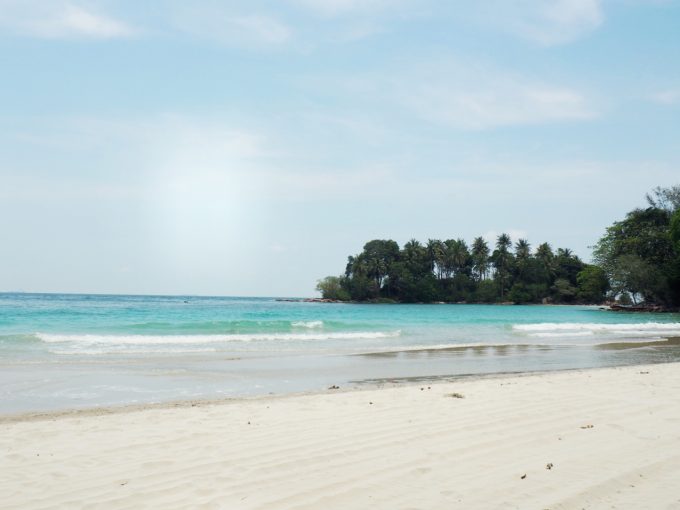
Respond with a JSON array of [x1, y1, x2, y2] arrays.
[[2, 293, 680, 413]]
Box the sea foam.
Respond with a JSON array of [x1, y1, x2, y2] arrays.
[[291, 320, 324, 328], [35, 330, 400, 345], [514, 322, 680, 340], [514, 322, 680, 332]]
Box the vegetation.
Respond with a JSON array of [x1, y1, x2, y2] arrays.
[[318, 184, 680, 309], [593, 185, 680, 308], [319, 235, 600, 304]]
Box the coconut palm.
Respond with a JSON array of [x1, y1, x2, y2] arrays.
[[426, 239, 444, 279], [493, 233, 512, 299], [515, 239, 531, 260], [471, 237, 490, 281], [451, 238, 471, 275]]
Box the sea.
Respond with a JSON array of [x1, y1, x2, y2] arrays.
[[2, 293, 680, 414]]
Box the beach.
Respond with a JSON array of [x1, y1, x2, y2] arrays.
[[3, 362, 680, 509]]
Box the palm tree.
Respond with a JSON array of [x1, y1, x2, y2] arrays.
[[403, 239, 428, 278], [535, 242, 554, 279], [494, 233, 512, 299], [515, 239, 531, 260], [514, 239, 532, 284], [451, 238, 471, 275], [403, 239, 421, 260], [497, 233, 511, 252], [426, 239, 444, 279], [442, 239, 459, 279], [535, 242, 554, 266], [471, 237, 490, 281]]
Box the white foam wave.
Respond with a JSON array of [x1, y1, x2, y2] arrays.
[[291, 320, 323, 328], [514, 322, 680, 333], [528, 331, 594, 338], [382, 342, 516, 351], [36, 330, 400, 345], [50, 347, 218, 355]]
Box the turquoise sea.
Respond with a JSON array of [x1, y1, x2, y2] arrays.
[[2, 293, 680, 414]]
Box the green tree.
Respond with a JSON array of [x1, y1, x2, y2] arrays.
[[316, 276, 350, 301], [670, 209, 680, 247], [402, 239, 430, 279], [449, 239, 471, 276], [554, 249, 583, 284], [426, 239, 444, 279], [552, 278, 577, 303], [645, 184, 680, 213], [361, 239, 400, 297], [593, 206, 675, 304], [513, 239, 531, 281], [535, 243, 555, 282], [576, 265, 609, 303], [608, 254, 666, 304], [492, 233, 513, 300], [471, 237, 490, 281]]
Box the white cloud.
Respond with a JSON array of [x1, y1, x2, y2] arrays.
[[292, 0, 604, 45], [229, 15, 292, 45], [0, 1, 135, 39], [316, 57, 596, 130], [651, 89, 680, 105], [477, 0, 604, 45], [335, 20, 387, 41], [170, 5, 291, 48], [290, 0, 401, 17], [400, 76, 594, 129]]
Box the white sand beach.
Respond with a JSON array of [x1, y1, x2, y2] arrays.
[[3, 363, 680, 510]]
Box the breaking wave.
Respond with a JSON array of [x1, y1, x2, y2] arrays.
[[514, 322, 680, 340], [35, 330, 400, 345], [291, 320, 324, 328]]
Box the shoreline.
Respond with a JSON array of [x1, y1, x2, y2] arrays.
[[0, 360, 673, 424], [3, 362, 680, 509], [3, 334, 680, 420]]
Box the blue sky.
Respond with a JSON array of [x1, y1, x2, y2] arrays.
[[1, 0, 679, 296]]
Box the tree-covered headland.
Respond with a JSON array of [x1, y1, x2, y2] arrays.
[[317, 185, 680, 309], [593, 185, 680, 308]]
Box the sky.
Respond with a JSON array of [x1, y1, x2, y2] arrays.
[[1, 0, 679, 297]]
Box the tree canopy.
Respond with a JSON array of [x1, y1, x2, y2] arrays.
[[319, 235, 598, 304], [594, 185, 680, 307], [317, 184, 680, 309]]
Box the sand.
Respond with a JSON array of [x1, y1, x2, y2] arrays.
[[2, 363, 680, 509]]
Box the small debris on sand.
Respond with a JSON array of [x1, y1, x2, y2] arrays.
[[546, 463, 553, 470], [580, 424, 594, 429], [446, 393, 465, 399], [521, 474, 527, 479]]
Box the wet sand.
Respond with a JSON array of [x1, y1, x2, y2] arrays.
[[2, 363, 680, 509]]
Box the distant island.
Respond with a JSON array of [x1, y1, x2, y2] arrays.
[[317, 185, 680, 309]]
